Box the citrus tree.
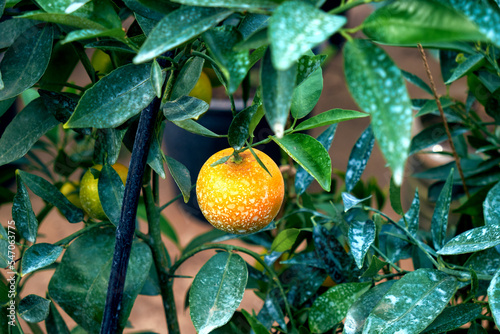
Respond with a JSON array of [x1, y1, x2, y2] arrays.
[[1, 0, 500, 333]]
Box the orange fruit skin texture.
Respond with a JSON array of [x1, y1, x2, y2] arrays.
[[79, 163, 128, 220], [196, 148, 285, 234]]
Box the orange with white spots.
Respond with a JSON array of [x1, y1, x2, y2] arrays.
[[196, 148, 285, 234]]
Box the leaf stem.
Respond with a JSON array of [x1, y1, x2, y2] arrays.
[[54, 222, 111, 246]]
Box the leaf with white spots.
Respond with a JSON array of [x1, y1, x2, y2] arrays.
[[228, 104, 259, 150], [163, 96, 209, 121], [484, 181, 500, 226], [421, 303, 482, 334], [342, 192, 371, 212], [171, 0, 281, 11], [309, 282, 370, 333], [269, 0, 346, 70], [345, 126, 375, 193], [464, 247, 500, 276], [344, 39, 413, 186], [488, 267, 500, 328], [190, 252, 248, 334], [348, 220, 376, 269], [363, 269, 458, 334], [295, 53, 325, 87], [437, 225, 500, 255], [134, 6, 232, 64], [273, 133, 331, 191], [431, 169, 454, 250]]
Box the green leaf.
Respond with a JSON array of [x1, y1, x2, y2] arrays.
[[422, 303, 482, 334], [344, 39, 413, 185], [137, 203, 180, 247], [19, 11, 105, 30], [34, 0, 91, 14], [0, 98, 59, 166], [93, 128, 126, 165], [98, 164, 125, 226], [272, 133, 331, 191], [309, 282, 370, 333], [401, 70, 433, 95], [0, 224, 9, 269], [0, 25, 53, 101], [445, 53, 485, 84], [165, 156, 191, 203], [170, 0, 282, 11], [12, 173, 38, 243], [238, 13, 269, 39], [348, 220, 375, 269], [271, 228, 300, 253], [62, 28, 125, 44], [295, 109, 367, 132], [484, 181, 500, 226], [18, 294, 50, 323], [489, 267, 500, 328], [363, 0, 486, 45], [190, 252, 248, 334], [295, 53, 325, 87], [290, 65, 323, 120], [261, 47, 296, 137], [345, 126, 375, 193], [65, 63, 156, 128], [438, 225, 500, 255], [269, 1, 346, 70], [241, 310, 269, 334], [389, 177, 404, 215], [0, 19, 34, 49], [21, 243, 63, 276], [414, 96, 455, 118], [134, 6, 232, 64], [342, 193, 371, 212], [363, 269, 457, 334], [361, 255, 388, 278], [172, 118, 223, 138], [203, 25, 250, 94], [162, 96, 209, 121], [45, 300, 70, 334], [431, 169, 454, 250], [18, 170, 84, 224], [171, 55, 205, 100], [464, 248, 500, 276], [344, 281, 395, 334], [410, 123, 469, 155], [48, 227, 152, 333], [228, 104, 258, 150]]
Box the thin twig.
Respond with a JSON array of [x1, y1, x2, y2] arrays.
[[417, 44, 470, 198]]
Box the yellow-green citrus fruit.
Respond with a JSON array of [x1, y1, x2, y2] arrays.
[[79, 163, 128, 220], [60, 182, 82, 209], [203, 67, 223, 87], [188, 71, 212, 105], [91, 49, 113, 76], [196, 148, 284, 234]]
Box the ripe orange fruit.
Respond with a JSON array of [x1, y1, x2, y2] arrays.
[[196, 148, 284, 234], [188, 71, 212, 105], [79, 163, 128, 220]]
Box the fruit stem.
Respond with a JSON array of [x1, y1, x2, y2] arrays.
[[231, 150, 243, 163]]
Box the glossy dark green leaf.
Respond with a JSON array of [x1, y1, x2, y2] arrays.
[[165, 156, 191, 203], [235, 27, 268, 51], [0, 19, 35, 49], [0, 25, 53, 101], [422, 303, 482, 334], [389, 177, 404, 216], [401, 70, 433, 95], [93, 128, 126, 165], [348, 220, 375, 269], [151, 59, 165, 98], [18, 170, 84, 224], [489, 267, 500, 328], [295, 54, 325, 87], [445, 53, 484, 84], [270, 228, 300, 253], [0, 97, 15, 119], [345, 126, 375, 193], [134, 7, 232, 63], [261, 47, 296, 138], [18, 294, 50, 323], [0, 224, 9, 268], [146, 123, 166, 179], [414, 97, 455, 118], [342, 192, 371, 212], [468, 322, 488, 334], [48, 227, 152, 333], [171, 119, 224, 138], [295, 124, 336, 196], [12, 173, 38, 243], [269, 1, 345, 70], [409, 123, 469, 155], [21, 243, 63, 276], [484, 181, 500, 226], [464, 248, 500, 276], [62, 27, 125, 44], [290, 67, 322, 120], [171, 56, 205, 100], [309, 282, 370, 333], [363, 269, 457, 333], [238, 13, 269, 39], [65, 63, 155, 128], [171, 0, 282, 11], [45, 300, 70, 334], [98, 164, 125, 225], [438, 225, 500, 255], [363, 0, 486, 45], [19, 11, 105, 30], [0, 98, 59, 166], [282, 264, 328, 307], [272, 133, 331, 191], [344, 39, 413, 185], [34, 0, 91, 14], [361, 255, 388, 278], [295, 109, 367, 132], [241, 310, 268, 334], [228, 105, 258, 150], [163, 96, 209, 122], [431, 169, 454, 250], [203, 26, 250, 94], [190, 252, 248, 334]]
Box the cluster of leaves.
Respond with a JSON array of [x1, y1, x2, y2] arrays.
[[0, 0, 500, 333]]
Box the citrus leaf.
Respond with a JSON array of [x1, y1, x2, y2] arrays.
[[241, 310, 269, 334], [0, 25, 53, 101], [228, 104, 258, 150], [295, 53, 325, 87], [484, 181, 500, 226], [437, 225, 500, 255], [18, 170, 84, 224], [190, 252, 248, 334], [348, 220, 376, 269], [12, 173, 38, 243], [488, 267, 500, 328], [345, 126, 375, 192], [0, 18, 35, 49], [34, 0, 91, 14], [344, 39, 413, 185], [0, 98, 59, 166], [62, 27, 125, 44], [272, 133, 331, 191], [18, 11, 106, 30], [401, 70, 433, 95], [65, 63, 155, 128], [410, 123, 469, 155], [171, 119, 224, 138], [163, 96, 209, 121], [309, 282, 371, 333], [134, 6, 232, 64], [361, 255, 389, 278], [21, 243, 63, 276], [93, 128, 126, 166], [98, 164, 125, 226], [271, 228, 300, 253], [445, 53, 485, 84], [422, 303, 482, 334], [431, 169, 454, 250], [170, 55, 205, 100], [342, 192, 371, 212], [0, 225, 9, 269], [165, 156, 191, 203], [45, 300, 70, 334], [363, 0, 486, 45], [269, 1, 346, 70], [170, 0, 282, 11], [261, 47, 296, 138], [238, 13, 269, 39], [291, 67, 323, 120], [464, 248, 500, 276], [48, 227, 152, 333], [389, 177, 404, 215], [18, 294, 50, 323], [363, 269, 458, 334], [137, 203, 180, 247]]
